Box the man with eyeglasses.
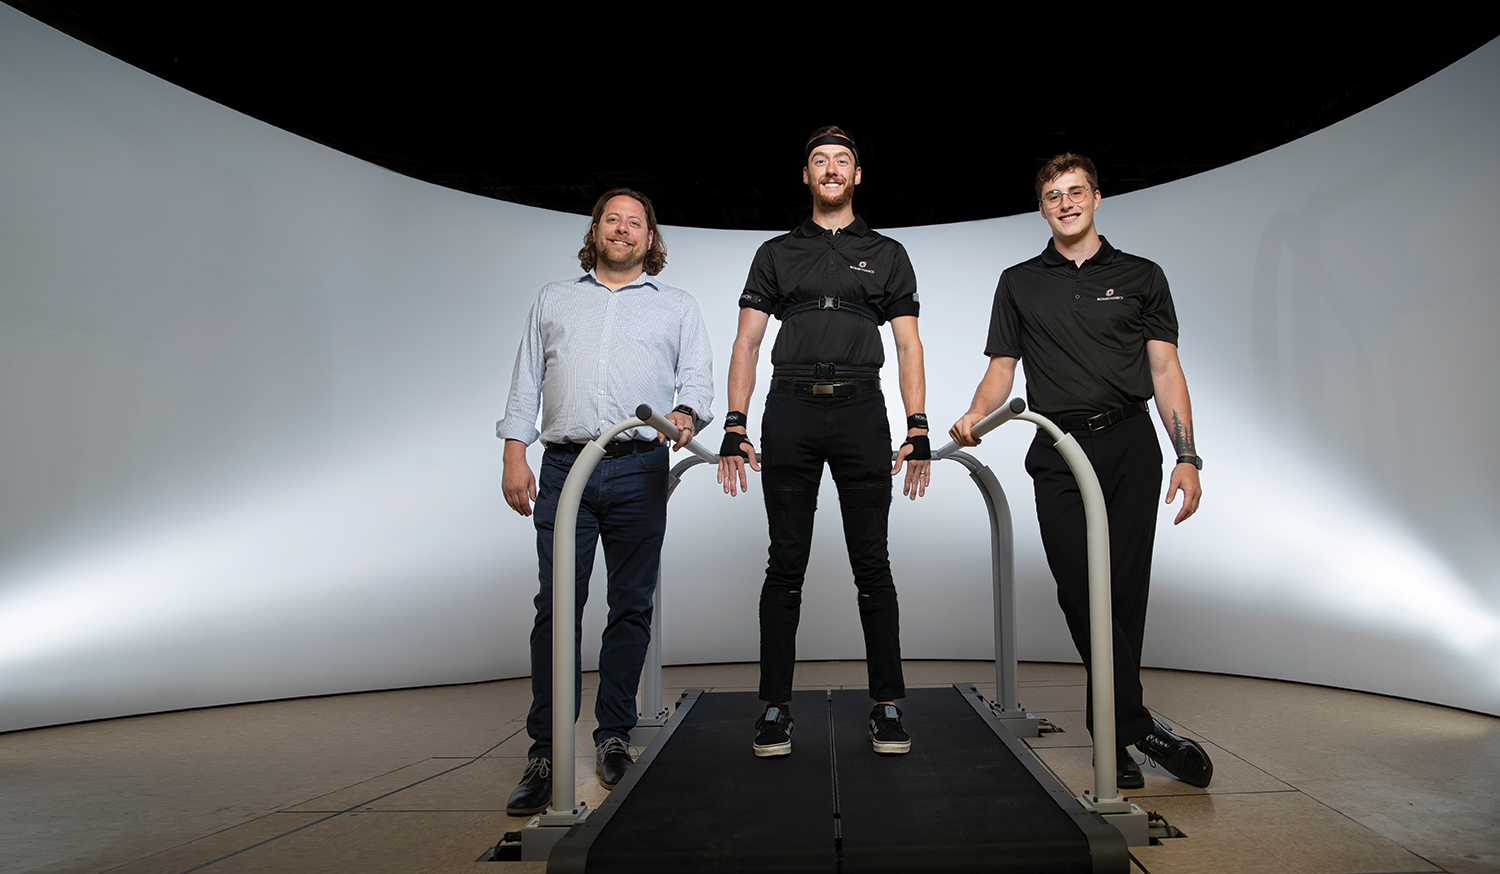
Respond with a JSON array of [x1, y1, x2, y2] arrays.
[[948, 153, 1212, 790]]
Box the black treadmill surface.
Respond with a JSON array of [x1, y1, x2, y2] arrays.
[[551, 685, 1124, 873]]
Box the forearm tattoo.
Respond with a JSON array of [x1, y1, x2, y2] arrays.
[[1170, 410, 1195, 456]]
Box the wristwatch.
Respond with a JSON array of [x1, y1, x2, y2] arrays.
[[1176, 454, 1203, 470]]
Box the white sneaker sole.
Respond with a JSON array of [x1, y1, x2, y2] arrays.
[[753, 740, 791, 757], [871, 736, 911, 755]]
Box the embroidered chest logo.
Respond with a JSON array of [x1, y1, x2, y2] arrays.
[[1095, 287, 1125, 302], [849, 260, 875, 275]]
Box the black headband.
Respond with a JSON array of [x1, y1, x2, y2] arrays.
[[805, 135, 860, 166]]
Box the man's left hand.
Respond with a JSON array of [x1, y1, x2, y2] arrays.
[[892, 436, 931, 500], [1165, 463, 1202, 524], [662, 411, 696, 451]]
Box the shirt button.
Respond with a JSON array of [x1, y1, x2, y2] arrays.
[[1074, 294, 1081, 299]]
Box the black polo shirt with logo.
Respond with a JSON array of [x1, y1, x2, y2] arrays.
[[985, 236, 1178, 422], [740, 216, 919, 367]]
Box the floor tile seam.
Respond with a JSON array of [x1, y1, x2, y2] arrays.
[[1181, 782, 1454, 873], [289, 808, 509, 813], [1286, 783, 1454, 872], [1127, 788, 1303, 800], [162, 725, 527, 874]]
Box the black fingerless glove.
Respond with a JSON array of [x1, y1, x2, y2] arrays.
[[901, 434, 931, 460], [720, 432, 752, 459]]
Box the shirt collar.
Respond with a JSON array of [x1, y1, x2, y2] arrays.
[[1040, 234, 1118, 268], [584, 269, 659, 291], [793, 214, 870, 238]]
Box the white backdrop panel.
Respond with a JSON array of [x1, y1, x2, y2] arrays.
[[1, 8, 1495, 730]]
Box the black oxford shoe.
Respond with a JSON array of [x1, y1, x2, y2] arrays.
[[1137, 717, 1213, 788], [506, 757, 552, 816], [597, 737, 633, 789], [1117, 747, 1144, 789]]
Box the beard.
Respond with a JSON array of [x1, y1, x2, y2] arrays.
[[596, 238, 648, 273], [810, 175, 854, 210]]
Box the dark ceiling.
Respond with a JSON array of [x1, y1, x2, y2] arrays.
[[12, 3, 1498, 230]]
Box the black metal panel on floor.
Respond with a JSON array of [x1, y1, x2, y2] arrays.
[[834, 686, 1124, 872], [549, 685, 1126, 873], [550, 689, 835, 874]]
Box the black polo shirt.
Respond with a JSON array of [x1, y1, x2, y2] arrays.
[[740, 216, 919, 367], [985, 236, 1178, 422]]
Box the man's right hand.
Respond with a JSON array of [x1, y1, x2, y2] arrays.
[[502, 440, 538, 516], [949, 411, 988, 448], [717, 428, 760, 497]]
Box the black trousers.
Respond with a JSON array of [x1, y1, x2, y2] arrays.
[[1026, 413, 1160, 747], [757, 387, 905, 703]]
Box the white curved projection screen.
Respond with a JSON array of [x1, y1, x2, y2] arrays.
[[1, 10, 1496, 731]]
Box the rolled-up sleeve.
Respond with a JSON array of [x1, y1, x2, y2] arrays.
[[495, 292, 546, 444], [674, 293, 715, 430]]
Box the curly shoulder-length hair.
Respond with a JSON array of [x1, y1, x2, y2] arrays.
[[578, 187, 667, 276]]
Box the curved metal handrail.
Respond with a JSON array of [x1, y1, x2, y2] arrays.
[[937, 398, 1124, 805]]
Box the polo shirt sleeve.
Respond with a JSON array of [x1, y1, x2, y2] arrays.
[[881, 243, 920, 320], [1141, 263, 1180, 345], [738, 242, 779, 315], [983, 270, 1023, 359]]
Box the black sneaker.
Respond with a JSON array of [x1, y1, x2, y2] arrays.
[[753, 704, 793, 757], [869, 703, 911, 755]]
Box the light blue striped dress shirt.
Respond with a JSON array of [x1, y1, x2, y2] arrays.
[[496, 271, 714, 446]]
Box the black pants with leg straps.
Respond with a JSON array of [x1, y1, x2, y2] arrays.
[[757, 386, 905, 704]]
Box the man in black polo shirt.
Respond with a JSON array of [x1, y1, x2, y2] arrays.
[[949, 153, 1212, 789], [718, 126, 931, 758]]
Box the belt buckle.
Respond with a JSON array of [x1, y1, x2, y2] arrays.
[[1085, 411, 1112, 431], [812, 383, 835, 396]]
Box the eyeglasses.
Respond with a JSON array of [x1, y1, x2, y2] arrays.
[[1040, 186, 1095, 208]]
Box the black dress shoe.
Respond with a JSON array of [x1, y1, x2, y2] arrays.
[[1137, 717, 1213, 787], [597, 737, 633, 789], [1117, 747, 1144, 789], [506, 757, 552, 816]]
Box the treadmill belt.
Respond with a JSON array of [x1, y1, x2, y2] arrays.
[[836, 686, 1105, 872], [550, 685, 1124, 873]]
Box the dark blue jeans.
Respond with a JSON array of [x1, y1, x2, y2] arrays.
[[526, 443, 668, 760]]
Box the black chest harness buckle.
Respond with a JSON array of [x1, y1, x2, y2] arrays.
[[777, 296, 884, 325]]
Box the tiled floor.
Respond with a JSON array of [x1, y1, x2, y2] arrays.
[[2, 661, 1495, 873]]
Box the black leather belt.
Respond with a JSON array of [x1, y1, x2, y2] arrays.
[[1058, 400, 1150, 432], [545, 439, 659, 458], [770, 363, 880, 397], [770, 377, 881, 397]]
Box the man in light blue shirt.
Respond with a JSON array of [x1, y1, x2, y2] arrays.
[[496, 189, 713, 815]]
